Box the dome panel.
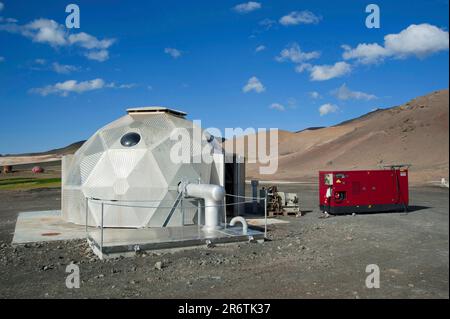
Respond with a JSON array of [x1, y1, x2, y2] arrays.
[[84, 154, 116, 188], [107, 149, 147, 178], [113, 178, 130, 195], [83, 134, 106, 156], [130, 113, 175, 130], [126, 151, 168, 190], [80, 152, 104, 184]]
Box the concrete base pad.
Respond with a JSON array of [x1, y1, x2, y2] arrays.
[[12, 210, 86, 244]]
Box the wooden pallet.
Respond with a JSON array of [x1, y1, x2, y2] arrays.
[[269, 210, 300, 217]]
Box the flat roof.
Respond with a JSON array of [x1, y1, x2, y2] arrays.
[[126, 106, 187, 117]]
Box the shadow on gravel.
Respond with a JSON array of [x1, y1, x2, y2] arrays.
[[326, 205, 431, 217], [406, 205, 431, 213]]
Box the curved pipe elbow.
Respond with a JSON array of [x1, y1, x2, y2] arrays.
[[229, 216, 248, 235], [184, 183, 225, 201]]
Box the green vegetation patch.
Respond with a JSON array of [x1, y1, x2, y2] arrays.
[[0, 178, 61, 190]]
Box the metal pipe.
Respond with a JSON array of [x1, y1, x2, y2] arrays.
[[180, 183, 225, 232], [85, 197, 88, 234], [229, 216, 248, 235], [197, 198, 202, 228], [180, 197, 184, 226], [100, 202, 104, 253], [223, 195, 227, 229]]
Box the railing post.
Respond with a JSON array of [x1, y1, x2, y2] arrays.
[[264, 197, 267, 239], [197, 199, 201, 228], [223, 196, 227, 229], [85, 197, 88, 235], [197, 178, 201, 229], [181, 197, 184, 226], [101, 202, 104, 253]]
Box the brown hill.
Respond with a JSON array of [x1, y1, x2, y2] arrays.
[[224, 89, 449, 185], [0, 141, 85, 166]]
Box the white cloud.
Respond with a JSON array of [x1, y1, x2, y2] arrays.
[[319, 103, 339, 116], [269, 103, 285, 111], [0, 2, 4, 12], [259, 18, 276, 30], [35, 58, 46, 65], [52, 62, 79, 74], [68, 32, 114, 50], [309, 62, 351, 81], [30, 78, 106, 96], [342, 43, 388, 65], [106, 82, 136, 89], [233, 2, 261, 14], [0, 17, 17, 23], [343, 24, 449, 64], [286, 97, 297, 109], [23, 18, 66, 46], [242, 76, 265, 93], [279, 11, 321, 26], [309, 91, 321, 99], [85, 50, 109, 62], [255, 45, 266, 53], [164, 47, 182, 59], [333, 84, 377, 100], [385, 24, 449, 58], [276, 42, 320, 63], [0, 18, 115, 61], [30, 78, 135, 97], [294, 63, 312, 73]]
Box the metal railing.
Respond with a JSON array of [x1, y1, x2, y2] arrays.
[[84, 194, 268, 255]]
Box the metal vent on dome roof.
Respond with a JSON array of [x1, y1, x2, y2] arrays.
[[126, 106, 187, 118]]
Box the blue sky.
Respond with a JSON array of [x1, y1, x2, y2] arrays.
[[0, 0, 448, 154]]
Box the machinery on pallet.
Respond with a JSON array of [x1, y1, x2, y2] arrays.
[[319, 165, 410, 215], [259, 185, 301, 217]]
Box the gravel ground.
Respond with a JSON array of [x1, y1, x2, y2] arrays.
[[0, 185, 448, 299]]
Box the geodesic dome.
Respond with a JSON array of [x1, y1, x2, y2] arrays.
[[62, 107, 224, 228]]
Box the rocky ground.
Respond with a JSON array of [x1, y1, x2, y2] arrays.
[[0, 185, 448, 299]]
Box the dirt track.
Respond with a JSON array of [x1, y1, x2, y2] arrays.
[[0, 184, 448, 298]]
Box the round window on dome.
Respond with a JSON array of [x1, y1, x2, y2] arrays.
[[120, 132, 141, 147]]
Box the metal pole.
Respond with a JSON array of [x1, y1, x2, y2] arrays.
[[181, 197, 184, 226], [197, 199, 201, 229], [223, 196, 227, 229], [85, 197, 88, 235], [264, 197, 267, 239], [101, 202, 104, 253], [196, 178, 201, 229]]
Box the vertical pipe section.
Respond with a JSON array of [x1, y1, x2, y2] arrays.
[[181, 183, 225, 232]]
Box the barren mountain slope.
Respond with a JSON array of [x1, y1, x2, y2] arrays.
[[225, 89, 449, 184]]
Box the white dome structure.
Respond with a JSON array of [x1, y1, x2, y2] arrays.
[[62, 107, 226, 228]]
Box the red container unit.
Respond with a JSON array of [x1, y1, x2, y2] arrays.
[[319, 168, 409, 215]]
